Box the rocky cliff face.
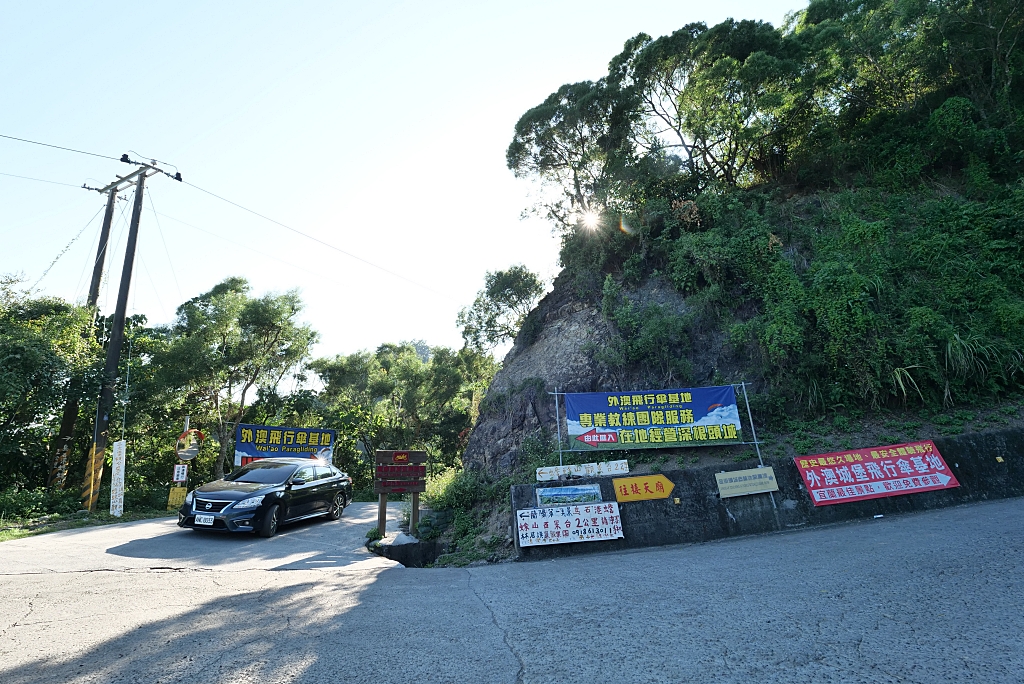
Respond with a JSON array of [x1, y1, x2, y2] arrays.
[[461, 275, 611, 474], [462, 270, 744, 476], [460, 264, 733, 473]]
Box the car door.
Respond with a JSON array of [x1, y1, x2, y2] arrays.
[[315, 466, 344, 509], [287, 465, 317, 519], [311, 465, 335, 513]]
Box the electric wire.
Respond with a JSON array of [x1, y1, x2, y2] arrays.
[[72, 215, 104, 304], [73, 193, 126, 304], [145, 189, 184, 304], [30, 203, 106, 292], [153, 210, 358, 291], [181, 180, 452, 299], [0, 171, 82, 188], [104, 193, 133, 313], [129, 150, 177, 173], [137, 254, 168, 322], [0, 133, 119, 161], [0, 131, 450, 300]]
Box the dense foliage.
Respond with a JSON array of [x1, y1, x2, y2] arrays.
[[456, 265, 545, 350], [509, 0, 1024, 418], [0, 276, 497, 513]]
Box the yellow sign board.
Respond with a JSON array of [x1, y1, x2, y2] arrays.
[[613, 474, 675, 502], [167, 485, 187, 511], [715, 467, 779, 498]]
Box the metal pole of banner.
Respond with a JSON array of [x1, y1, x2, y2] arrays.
[[740, 382, 764, 467], [740, 382, 778, 514], [553, 390, 563, 467]]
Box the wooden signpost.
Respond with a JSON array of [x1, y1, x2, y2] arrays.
[[374, 450, 427, 537]]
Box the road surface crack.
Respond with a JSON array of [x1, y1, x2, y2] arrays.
[[0, 595, 36, 639], [467, 569, 524, 684], [0, 566, 211, 576]]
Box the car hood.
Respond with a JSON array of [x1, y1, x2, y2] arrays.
[[194, 480, 278, 500]]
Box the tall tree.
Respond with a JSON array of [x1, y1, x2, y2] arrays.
[[457, 265, 545, 350], [506, 80, 629, 228], [155, 278, 317, 478], [0, 276, 97, 486], [309, 342, 497, 476]]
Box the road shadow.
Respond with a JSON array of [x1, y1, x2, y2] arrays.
[[0, 564, 515, 684], [103, 502, 398, 571]]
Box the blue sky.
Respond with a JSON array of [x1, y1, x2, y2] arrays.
[[1, 1, 804, 357]]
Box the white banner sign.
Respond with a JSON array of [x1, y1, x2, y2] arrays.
[[109, 440, 126, 517], [536, 459, 629, 482], [173, 464, 188, 482], [516, 502, 624, 547]]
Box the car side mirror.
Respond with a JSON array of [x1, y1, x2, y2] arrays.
[[290, 478, 306, 486]]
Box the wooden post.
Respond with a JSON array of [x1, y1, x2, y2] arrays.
[[377, 493, 388, 537], [410, 491, 419, 537]]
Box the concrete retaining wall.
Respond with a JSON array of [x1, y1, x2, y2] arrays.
[[511, 428, 1024, 560]]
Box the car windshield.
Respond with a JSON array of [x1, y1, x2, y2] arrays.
[[224, 462, 296, 485]]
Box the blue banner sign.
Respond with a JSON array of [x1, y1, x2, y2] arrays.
[[564, 385, 743, 450], [234, 423, 336, 466]]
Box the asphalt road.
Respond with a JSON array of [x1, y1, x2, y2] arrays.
[[1, 498, 1022, 684]]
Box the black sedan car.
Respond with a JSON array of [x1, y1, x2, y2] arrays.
[[178, 458, 353, 538]]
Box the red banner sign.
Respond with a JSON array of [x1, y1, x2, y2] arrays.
[[794, 440, 959, 506]]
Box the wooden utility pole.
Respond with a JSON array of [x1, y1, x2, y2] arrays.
[[48, 188, 117, 488], [80, 165, 161, 511]]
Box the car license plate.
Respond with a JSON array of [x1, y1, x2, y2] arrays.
[[195, 514, 214, 526]]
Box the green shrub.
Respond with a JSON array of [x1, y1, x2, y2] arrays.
[[423, 468, 482, 511], [0, 486, 81, 518]]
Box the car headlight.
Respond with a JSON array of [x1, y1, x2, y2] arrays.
[[185, 490, 194, 505], [232, 495, 265, 509]]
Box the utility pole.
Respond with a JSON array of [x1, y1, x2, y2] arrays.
[[80, 163, 166, 511], [48, 188, 118, 488]]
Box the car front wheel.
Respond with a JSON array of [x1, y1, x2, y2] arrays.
[[328, 492, 346, 520], [258, 504, 280, 538]]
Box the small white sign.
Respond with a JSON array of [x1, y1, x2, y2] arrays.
[[173, 464, 188, 482], [516, 502, 624, 546], [109, 440, 126, 517], [536, 459, 629, 481]]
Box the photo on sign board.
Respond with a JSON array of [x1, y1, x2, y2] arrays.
[[536, 484, 603, 507]]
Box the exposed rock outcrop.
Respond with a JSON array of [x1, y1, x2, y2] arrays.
[[462, 275, 613, 475], [462, 271, 743, 476]]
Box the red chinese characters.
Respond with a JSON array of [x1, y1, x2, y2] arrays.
[[794, 440, 959, 506]]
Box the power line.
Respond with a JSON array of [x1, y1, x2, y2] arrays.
[[145, 190, 184, 304], [181, 180, 452, 299], [0, 170, 82, 188], [154, 210, 328, 281], [30, 203, 106, 292], [73, 216, 104, 303], [104, 193, 133, 313], [155, 209, 414, 298], [0, 131, 447, 298], [0, 133, 119, 161]]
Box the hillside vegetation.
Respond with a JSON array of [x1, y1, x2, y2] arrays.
[[426, 0, 1024, 564], [505, 0, 1024, 420]]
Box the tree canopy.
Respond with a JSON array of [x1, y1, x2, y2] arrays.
[[457, 265, 545, 350], [0, 275, 497, 507], [508, 0, 1024, 418], [510, 0, 1024, 223]]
